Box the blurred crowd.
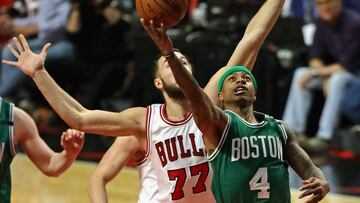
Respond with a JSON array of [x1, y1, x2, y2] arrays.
[[0, 0, 359, 155]]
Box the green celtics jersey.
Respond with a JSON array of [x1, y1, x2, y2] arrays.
[[0, 97, 16, 203], [209, 110, 290, 203]]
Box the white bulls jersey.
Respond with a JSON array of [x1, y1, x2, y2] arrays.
[[146, 104, 216, 203], [137, 158, 159, 203]]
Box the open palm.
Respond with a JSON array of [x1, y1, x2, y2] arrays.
[[2, 34, 51, 77]]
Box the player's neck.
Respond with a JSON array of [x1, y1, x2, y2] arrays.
[[164, 98, 190, 121], [225, 104, 257, 124]]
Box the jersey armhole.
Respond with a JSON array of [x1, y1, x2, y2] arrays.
[[277, 120, 288, 144], [144, 105, 152, 159], [208, 114, 230, 161], [136, 156, 148, 167], [9, 103, 16, 157]]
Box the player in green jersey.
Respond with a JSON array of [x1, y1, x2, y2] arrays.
[[140, 1, 330, 203], [0, 97, 84, 203], [146, 46, 330, 202], [208, 66, 329, 203]]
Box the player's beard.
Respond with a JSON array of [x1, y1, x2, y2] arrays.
[[161, 78, 185, 100]]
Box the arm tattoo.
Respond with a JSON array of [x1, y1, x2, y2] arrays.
[[283, 123, 327, 181]]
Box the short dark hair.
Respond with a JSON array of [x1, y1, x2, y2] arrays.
[[152, 48, 193, 78]]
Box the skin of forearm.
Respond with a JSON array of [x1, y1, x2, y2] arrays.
[[89, 177, 108, 203], [33, 69, 86, 129], [166, 54, 205, 104], [14, 25, 38, 37], [245, 0, 284, 35], [226, 0, 284, 69], [309, 58, 325, 68], [309, 59, 345, 77], [322, 63, 345, 76], [289, 144, 327, 181], [66, 9, 81, 33], [46, 150, 77, 177], [304, 166, 327, 181]]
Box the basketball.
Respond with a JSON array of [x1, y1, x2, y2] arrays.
[[136, 0, 189, 28]]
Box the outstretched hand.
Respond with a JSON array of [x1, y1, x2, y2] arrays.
[[61, 129, 85, 156], [298, 177, 330, 203], [2, 34, 51, 77], [140, 18, 174, 55]]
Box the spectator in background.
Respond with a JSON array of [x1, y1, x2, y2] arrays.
[[0, 0, 74, 97], [341, 79, 360, 125], [282, 0, 360, 23], [283, 0, 360, 153], [0, 0, 14, 46], [282, 0, 315, 23], [66, 0, 133, 108]]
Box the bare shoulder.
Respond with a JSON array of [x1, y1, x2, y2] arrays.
[[13, 107, 38, 143], [13, 107, 36, 130], [119, 107, 149, 137], [111, 135, 145, 161], [113, 135, 143, 150]]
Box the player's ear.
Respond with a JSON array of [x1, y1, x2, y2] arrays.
[[154, 77, 163, 89], [218, 92, 224, 103]]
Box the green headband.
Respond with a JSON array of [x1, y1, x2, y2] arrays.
[[217, 66, 257, 92]]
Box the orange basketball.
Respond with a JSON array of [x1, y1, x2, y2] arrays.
[[136, 0, 189, 28]]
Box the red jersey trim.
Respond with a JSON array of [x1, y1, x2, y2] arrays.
[[136, 156, 148, 166], [160, 104, 193, 126], [145, 105, 152, 158]]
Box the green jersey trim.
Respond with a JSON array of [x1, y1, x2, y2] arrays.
[[0, 143, 4, 162], [277, 120, 288, 143], [9, 127, 15, 157], [224, 109, 267, 128], [208, 114, 230, 161], [8, 103, 16, 157]]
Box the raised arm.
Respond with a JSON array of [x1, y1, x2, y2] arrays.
[[205, 0, 285, 105], [14, 107, 84, 176], [141, 20, 227, 149], [282, 122, 330, 203], [88, 136, 142, 203], [226, 0, 285, 68], [2, 35, 146, 137]]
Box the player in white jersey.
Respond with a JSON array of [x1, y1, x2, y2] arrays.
[[146, 104, 214, 202], [5, 35, 217, 202], [137, 158, 159, 203], [89, 136, 158, 203], [4, 1, 283, 201]]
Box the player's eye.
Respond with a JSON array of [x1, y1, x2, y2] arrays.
[[228, 76, 236, 82]]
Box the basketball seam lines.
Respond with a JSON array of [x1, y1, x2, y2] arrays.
[[152, 0, 180, 20], [139, 0, 151, 20]]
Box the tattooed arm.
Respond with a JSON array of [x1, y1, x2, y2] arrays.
[[282, 122, 330, 203]]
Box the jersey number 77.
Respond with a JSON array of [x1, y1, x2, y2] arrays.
[[167, 162, 210, 200]]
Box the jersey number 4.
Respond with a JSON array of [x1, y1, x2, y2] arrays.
[[167, 162, 209, 200], [249, 167, 270, 199]]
